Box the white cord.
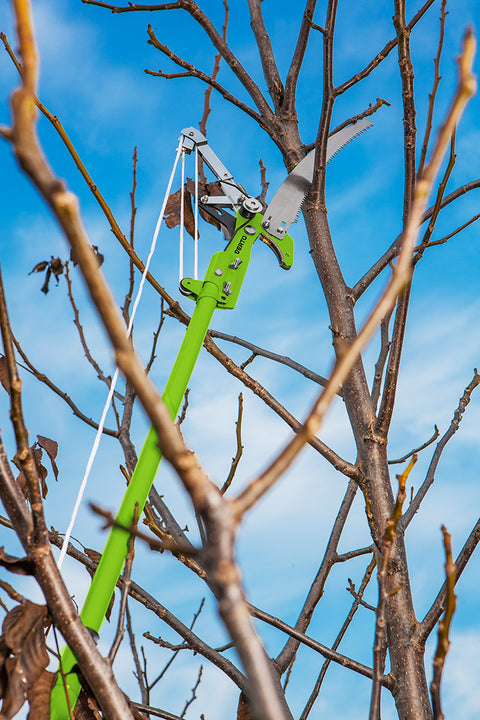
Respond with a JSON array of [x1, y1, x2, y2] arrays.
[[179, 149, 185, 283], [58, 139, 184, 569], [194, 146, 199, 280]]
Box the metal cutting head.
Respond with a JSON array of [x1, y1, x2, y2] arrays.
[[262, 117, 373, 240]]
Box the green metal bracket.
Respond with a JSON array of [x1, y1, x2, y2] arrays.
[[50, 208, 293, 718]]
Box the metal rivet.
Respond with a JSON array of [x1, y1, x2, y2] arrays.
[[214, 268, 223, 276], [245, 225, 256, 235]]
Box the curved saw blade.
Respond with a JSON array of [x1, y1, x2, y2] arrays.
[[262, 117, 372, 240]]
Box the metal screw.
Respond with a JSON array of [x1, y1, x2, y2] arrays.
[[242, 197, 262, 214]]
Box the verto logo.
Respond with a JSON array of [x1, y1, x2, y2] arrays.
[[234, 235, 248, 254]]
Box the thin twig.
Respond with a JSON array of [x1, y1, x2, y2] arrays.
[[371, 310, 393, 412], [209, 329, 333, 390], [89, 502, 198, 555], [430, 526, 456, 720], [423, 211, 480, 247], [221, 393, 244, 493], [180, 665, 202, 718], [123, 146, 138, 324], [415, 131, 457, 265], [109, 505, 139, 663], [250, 603, 392, 689], [402, 369, 480, 528], [126, 604, 149, 706], [417, 0, 448, 179], [10, 333, 119, 436], [64, 260, 116, 389], [336, 0, 437, 96], [199, 0, 228, 136], [389, 425, 439, 465], [417, 517, 480, 644]]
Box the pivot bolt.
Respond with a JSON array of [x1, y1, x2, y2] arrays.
[[240, 196, 262, 219]]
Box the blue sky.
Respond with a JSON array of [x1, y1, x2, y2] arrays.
[[1, 1, 480, 718]]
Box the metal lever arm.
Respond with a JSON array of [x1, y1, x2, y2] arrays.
[[180, 127, 247, 208]]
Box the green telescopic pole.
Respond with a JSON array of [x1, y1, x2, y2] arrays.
[[50, 289, 218, 718]]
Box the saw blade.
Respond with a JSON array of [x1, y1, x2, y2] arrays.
[[262, 117, 372, 240]]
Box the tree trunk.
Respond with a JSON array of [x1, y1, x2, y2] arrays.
[[304, 208, 433, 720]]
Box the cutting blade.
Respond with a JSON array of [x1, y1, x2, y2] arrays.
[[262, 117, 372, 240]]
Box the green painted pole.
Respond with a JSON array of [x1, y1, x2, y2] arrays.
[[50, 290, 218, 718]]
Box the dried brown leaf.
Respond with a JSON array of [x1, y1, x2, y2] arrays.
[[0, 548, 34, 576], [185, 178, 223, 231], [84, 548, 101, 564], [26, 668, 56, 719], [37, 435, 59, 481], [32, 446, 48, 499], [28, 261, 49, 275], [237, 691, 254, 720], [49, 257, 64, 280], [40, 266, 52, 295], [0, 357, 10, 394], [91, 246, 104, 268], [0, 601, 49, 718], [73, 687, 102, 720], [70, 246, 103, 268], [164, 186, 197, 238], [15, 471, 28, 499]]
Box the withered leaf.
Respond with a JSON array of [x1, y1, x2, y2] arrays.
[[91, 246, 104, 267], [29, 257, 65, 294], [237, 692, 254, 720], [40, 266, 52, 295], [186, 178, 223, 231], [26, 669, 56, 720], [84, 548, 101, 564], [0, 356, 10, 394], [50, 257, 64, 280], [0, 548, 34, 576], [37, 435, 59, 481], [70, 246, 104, 268], [31, 445, 48, 499], [28, 261, 49, 275], [73, 688, 102, 720], [165, 186, 197, 238], [15, 471, 28, 499], [0, 601, 49, 719]]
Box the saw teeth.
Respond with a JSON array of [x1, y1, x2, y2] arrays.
[[294, 196, 306, 221], [327, 121, 371, 164]]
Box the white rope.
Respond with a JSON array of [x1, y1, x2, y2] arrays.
[[179, 149, 185, 283], [58, 138, 183, 569], [194, 145, 199, 280]]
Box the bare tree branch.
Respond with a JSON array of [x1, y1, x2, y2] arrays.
[[417, 0, 448, 179], [416, 517, 480, 645], [430, 527, 457, 720], [389, 426, 439, 465], [402, 369, 480, 528]]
